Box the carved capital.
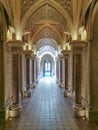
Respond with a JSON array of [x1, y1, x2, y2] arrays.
[[31, 53, 36, 60], [58, 54, 64, 60], [70, 40, 87, 54], [23, 50, 32, 59], [62, 50, 71, 58], [6, 40, 23, 54]]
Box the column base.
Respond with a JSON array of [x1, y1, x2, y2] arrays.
[[73, 104, 86, 117], [56, 81, 59, 84], [64, 90, 72, 98], [59, 84, 64, 88], [31, 84, 36, 89], [0, 98, 12, 122], [9, 104, 22, 118], [23, 90, 31, 98]]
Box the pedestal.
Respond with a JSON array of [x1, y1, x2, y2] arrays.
[[64, 89, 72, 98], [9, 104, 22, 118], [23, 90, 31, 98], [73, 104, 86, 117]]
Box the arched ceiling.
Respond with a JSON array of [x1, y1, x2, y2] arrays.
[[1, 0, 93, 45], [37, 38, 58, 50], [38, 45, 57, 56], [24, 2, 68, 44]]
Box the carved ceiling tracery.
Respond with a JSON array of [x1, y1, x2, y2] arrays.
[[24, 3, 68, 45], [54, 0, 72, 18], [24, 4, 67, 32], [33, 28, 60, 44], [1, 0, 93, 49]]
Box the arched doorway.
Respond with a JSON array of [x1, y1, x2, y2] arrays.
[[36, 38, 60, 80]]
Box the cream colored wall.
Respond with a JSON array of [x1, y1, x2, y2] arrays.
[[90, 8, 98, 109]]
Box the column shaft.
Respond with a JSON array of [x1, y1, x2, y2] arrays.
[[24, 54, 31, 98], [26, 57, 30, 90], [62, 50, 72, 97], [59, 55, 64, 88], [31, 54, 36, 88], [12, 54, 20, 104], [74, 54, 82, 104], [65, 56, 68, 90], [32, 59, 34, 84]]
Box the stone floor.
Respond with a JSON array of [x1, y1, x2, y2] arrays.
[[0, 77, 98, 130]]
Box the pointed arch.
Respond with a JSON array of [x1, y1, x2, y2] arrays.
[[88, 1, 98, 39], [21, 0, 72, 33], [80, 0, 92, 26], [32, 23, 63, 43]]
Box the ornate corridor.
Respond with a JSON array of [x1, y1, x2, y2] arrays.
[[0, 0, 98, 129], [0, 77, 98, 130]]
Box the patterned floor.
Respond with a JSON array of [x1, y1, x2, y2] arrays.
[[0, 77, 98, 130]]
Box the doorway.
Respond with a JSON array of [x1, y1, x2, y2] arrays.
[[43, 60, 52, 77]]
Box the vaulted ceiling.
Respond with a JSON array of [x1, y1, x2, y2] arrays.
[[0, 0, 93, 47]]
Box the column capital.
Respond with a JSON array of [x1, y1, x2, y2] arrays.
[[31, 54, 36, 60], [58, 54, 64, 60], [70, 40, 87, 54], [23, 50, 32, 58], [6, 40, 23, 54], [62, 50, 71, 58]]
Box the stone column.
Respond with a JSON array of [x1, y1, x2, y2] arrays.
[[31, 54, 36, 88], [23, 50, 32, 98], [56, 57, 59, 84], [7, 40, 23, 118], [62, 50, 71, 97], [71, 40, 87, 117], [19, 54, 24, 99], [58, 54, 64, 88], [35, 57, 38, 84]]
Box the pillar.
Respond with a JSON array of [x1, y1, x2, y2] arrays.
[[71, 40, 87, 117], [58, 54, 64, 88], [7, 40, 23, 118], [62, 50, 72, 97], [35, 57, 38, 84], [31, 54, 36, 88], [56, 57, 59, 84], [23, 50, 32, 98], [19, 54, 24, 99]]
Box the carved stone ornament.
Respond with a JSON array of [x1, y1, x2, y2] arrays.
[[70, 40, 87, 54], [6, 40, 24, 54]]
